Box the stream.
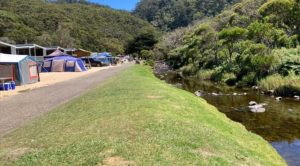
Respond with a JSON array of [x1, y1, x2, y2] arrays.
[[158, 71, 300, 166]]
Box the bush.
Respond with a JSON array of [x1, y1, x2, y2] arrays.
[[272, 47, 300, 76], [222, 73, 237, 86], [211, 69, 224, 82], [180, 64, 198, 76], [239, 72, 257, 86], [144, 60, 155, 67], [140, 50, 155, 60]]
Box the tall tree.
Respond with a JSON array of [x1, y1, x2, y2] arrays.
[[218, 27, 248, 63], [126, 28, 158, 55]]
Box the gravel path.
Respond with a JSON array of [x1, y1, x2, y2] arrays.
[[0, 63, 133, 137]]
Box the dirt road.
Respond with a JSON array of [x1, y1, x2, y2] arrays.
[[0, 63, 133, 137]]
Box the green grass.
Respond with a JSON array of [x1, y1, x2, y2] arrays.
[[0, 65, 285, 165], [259, 74, 300, 96]]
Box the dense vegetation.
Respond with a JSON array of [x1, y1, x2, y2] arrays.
[[156, 0, 300, 96], [134, 0, 241, 31], [47, 0, 88, 3], [47, 0, 88, 4], [0, 66, 285, 165], [0, 0, 156, 54]]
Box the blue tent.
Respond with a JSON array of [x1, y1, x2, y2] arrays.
[[0, 54, 39, 85], [42, 56, 87, 72], [99, 52, 112, 57], [90, 52, 112, 66]]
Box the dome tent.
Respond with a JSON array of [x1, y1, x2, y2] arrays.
[[0, 53, 39, 85], [42, 56, 87, 72]]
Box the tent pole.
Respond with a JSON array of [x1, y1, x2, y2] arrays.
[[34, 47, 37, 61], [88, 58, 92, 69], [11, 64, 14, 81], [37, 64, 40, 82]]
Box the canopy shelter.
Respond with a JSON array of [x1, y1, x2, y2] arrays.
[[41, 56, 87, 72], [73, 49, 92, 68], [0, 41, 44, 59], [63, 48, 76, 56], [0, 41, 16, 54], [0, 53, 39, 85], [73, 49, 91, 58], [0, 41, 63, 61], [14, 44, 45, 61]]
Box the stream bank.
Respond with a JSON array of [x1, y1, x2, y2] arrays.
[[155, 65, 300, 166]]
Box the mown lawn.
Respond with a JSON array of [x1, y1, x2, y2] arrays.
[[0, 65, 285, 165]]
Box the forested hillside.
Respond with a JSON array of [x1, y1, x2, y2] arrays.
[[134, 0, 241, 31], [156, 0, 300, 96], [0, 0, 156, 53]]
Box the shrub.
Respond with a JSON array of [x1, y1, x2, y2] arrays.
[[222, 73, 237, 86], [180, 64, 198, 76], [272, 47, 300, 76], [144, 60, 155, 67], [211, 69, 224, 82], [239, 72, 257, 86]]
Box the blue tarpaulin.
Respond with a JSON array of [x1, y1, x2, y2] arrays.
[[90, 52, 112, 65]]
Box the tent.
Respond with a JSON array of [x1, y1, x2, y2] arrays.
[[41, 56, 87, 72], [44, 49, 69, 59], [0, 53, 39, 85], [99, 52, 116, 64], [88, 52, 112, 66]]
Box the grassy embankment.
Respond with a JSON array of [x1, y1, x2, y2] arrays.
[[0, 65, 285, 165]]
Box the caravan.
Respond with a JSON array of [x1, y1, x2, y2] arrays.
[[0, 53, 39, 85]]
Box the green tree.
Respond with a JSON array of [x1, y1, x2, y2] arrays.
[[219, 27, 248, 63], [126, 28, 158, 54], [55, 24, 75, 48], [259, 0, 295, 26], [259, 0, 300, 39]]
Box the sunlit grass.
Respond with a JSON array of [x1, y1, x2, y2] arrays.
[[0, 65, 285, 165]]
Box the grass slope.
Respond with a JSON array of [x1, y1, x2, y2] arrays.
[[0, 65, 285, 165]]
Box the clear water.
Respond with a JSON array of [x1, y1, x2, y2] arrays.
[[160, 72, 300, 166]]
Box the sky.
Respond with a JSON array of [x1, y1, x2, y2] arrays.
[[90, 0, 139, 11]]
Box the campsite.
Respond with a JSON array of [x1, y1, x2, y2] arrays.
[[1, 0, 300, 165], [0, 40, 128, 100]]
